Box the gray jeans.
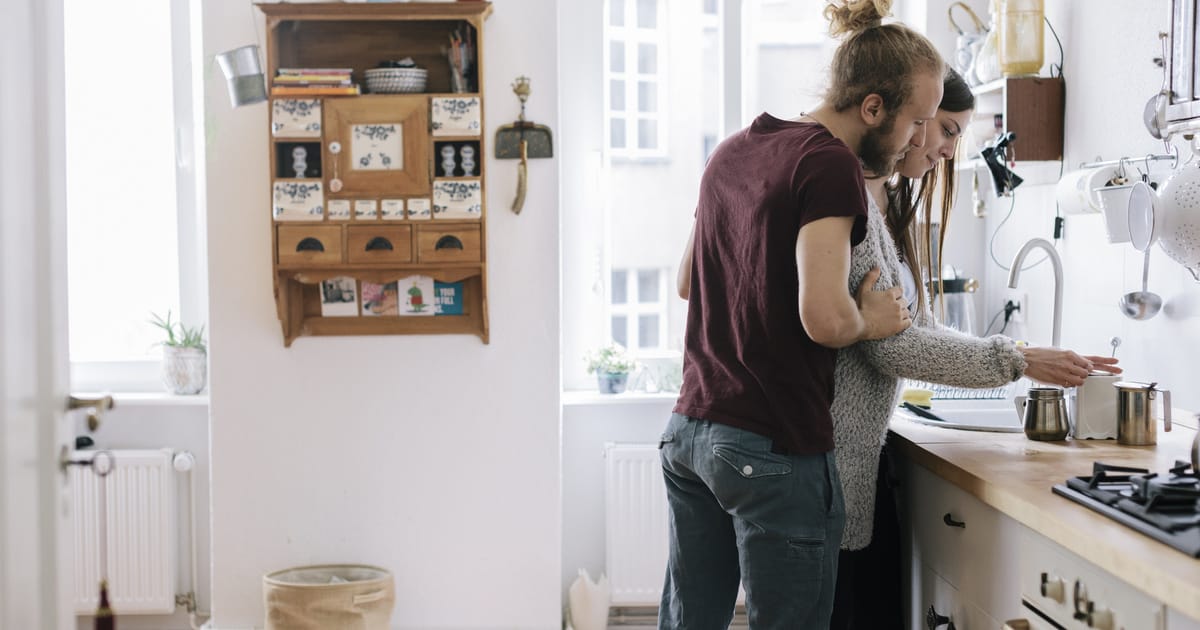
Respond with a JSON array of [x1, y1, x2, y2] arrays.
[[658, 413, 845, 630]]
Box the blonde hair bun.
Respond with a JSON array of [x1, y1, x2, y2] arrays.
[[825, 0, 893, 38]]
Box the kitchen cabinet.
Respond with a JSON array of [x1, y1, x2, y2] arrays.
[[900, 458, 1022, 628], [259, 2, 493, 346], [960, 77, 1064, 167]]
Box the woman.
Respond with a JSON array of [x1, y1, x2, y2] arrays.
[[827, 67, 1121, 629]]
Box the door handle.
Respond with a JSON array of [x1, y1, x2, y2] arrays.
[[68, 394, 114, 432]]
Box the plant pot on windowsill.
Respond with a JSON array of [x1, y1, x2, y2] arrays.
[[585, 343, 637, 395], [596, 371, 629, 395], [151, 311, 208, 396]]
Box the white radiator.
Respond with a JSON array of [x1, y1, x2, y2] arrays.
[[604, 443, 669, 606], [70, 449, 178, 615]]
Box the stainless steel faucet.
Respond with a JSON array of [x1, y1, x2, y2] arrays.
[[1007, 238, 1062, 347]]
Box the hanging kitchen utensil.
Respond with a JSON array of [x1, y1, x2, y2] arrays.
[[495, 76, 553, 214]]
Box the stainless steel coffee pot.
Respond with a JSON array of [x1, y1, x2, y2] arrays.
[[1015, 387, 1070, 441], [1113, 381, 1172, 446]]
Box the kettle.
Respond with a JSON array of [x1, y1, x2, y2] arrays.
[[1015, 387, 1070, 441], [1113, 381, 1172, 446]]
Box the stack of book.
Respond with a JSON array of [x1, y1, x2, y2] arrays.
[[271, 68, 360, 96]]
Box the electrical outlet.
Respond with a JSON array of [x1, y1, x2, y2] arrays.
[[1006, 291, 1028, 324]]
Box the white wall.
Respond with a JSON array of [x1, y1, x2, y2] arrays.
[[201, 1, 562, 628]]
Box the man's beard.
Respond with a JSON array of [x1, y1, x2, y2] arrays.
[[859, 112, 903, 176]]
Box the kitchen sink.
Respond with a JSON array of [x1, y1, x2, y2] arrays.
[[895, 399, 1024, 433]]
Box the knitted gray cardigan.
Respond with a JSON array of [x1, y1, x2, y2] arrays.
[[831, 191, 1028, 550]]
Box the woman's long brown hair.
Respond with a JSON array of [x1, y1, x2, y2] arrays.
[[886, 68, 975, 316]]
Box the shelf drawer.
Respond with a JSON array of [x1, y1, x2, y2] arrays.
[[277, 225, 342, 265], [416, 225, 481, 263], [346, 225, 412, 264]]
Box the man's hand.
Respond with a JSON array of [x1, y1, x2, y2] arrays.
[[855, 267, 911, 340]]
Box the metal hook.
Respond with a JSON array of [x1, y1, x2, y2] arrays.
[[1116, 157, 1128, 183]]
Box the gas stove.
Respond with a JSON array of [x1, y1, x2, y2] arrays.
[[1053, 461, 1200, 557]]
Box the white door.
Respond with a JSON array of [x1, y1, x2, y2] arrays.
[[1, 0, 74, 627]]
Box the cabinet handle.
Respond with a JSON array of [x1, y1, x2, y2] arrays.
[[364, 236, 394, 251], [296, 237, 326, 252], [435, 235, 464, 250], [926, 605, 951, 629], [942, 512, 966, 528]]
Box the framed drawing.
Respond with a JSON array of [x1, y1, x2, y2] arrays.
[[323, 95, 430, 196], [272, 98, 322, 138]]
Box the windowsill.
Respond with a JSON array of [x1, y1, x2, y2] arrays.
[[561, 389, 678, 407], [74, 391, 210, 407]]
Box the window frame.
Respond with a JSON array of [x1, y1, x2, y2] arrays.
[[604, 0, 669, 159], [67, 0, 208, 394], [609, 267, 669, 353]]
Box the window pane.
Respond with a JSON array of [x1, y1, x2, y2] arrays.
[[637, 118, 657, 149], [638, 314, 660, 348], [637, 269, 659, 302], [638, 43, 657, 74], [637, 81, 657, 113], [610, 41, 625, 73], [610, 0, 624, 26], [612, 315, 628, 348], [610, 79, 626, 111], [637, 0, 656, 28], [610, 117, 627, 148], [65, 0, 180, 362], [611, 269, 628, 304]]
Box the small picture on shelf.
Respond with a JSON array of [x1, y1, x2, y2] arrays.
[[407, 198, 432, 220], [273, 181, 324, 221], [398, 275, 435, 317], [276, 142, 322, 179], [351, 123, 403, 171], [431, 96, 481, 136], [320, 277, 358, 317], [327, 199, 351, 219], [434, 141, 480, 177], [272, 99, 322, 138], [434, 281, 464, 316], [381, 199, 405, 220], [361, 281, 399, 317], [354, 199, 378, 219], [433, 179, 482, 219]]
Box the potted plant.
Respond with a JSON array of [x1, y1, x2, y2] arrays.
[[150, 311, 207, 395], [585, 343, 637, 394]]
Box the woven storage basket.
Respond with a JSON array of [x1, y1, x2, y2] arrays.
[[364, 67, 427, 94], [263, 564, 394, 630]]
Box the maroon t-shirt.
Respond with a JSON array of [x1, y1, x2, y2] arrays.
[[673, 113, 868, 455]]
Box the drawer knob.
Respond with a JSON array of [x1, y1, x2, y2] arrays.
[[365, 236, 394, 251], [296, 237, 325, 252], [942, 512, 966, 528], [435, 235, 464, 250]]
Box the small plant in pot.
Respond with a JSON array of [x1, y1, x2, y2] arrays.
[[585, 343, 637, 394], [150, 311, 207, 395]]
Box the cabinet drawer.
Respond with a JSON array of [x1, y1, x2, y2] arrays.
[[416, 225, 481, 263], [277, 225, 342, 265], [346, 225, 412, 264]]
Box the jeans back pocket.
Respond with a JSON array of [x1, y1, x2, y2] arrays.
[[712, 444, 792, 479]]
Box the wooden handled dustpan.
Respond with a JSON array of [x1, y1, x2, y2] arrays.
[[495, 77, 553, 213]]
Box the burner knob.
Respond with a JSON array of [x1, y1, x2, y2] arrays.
[[1088, 607, 1114, 630], [1040, 572, 1065, 603]]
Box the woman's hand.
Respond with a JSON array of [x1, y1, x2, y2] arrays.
[[1019, 347, 1122, 388]]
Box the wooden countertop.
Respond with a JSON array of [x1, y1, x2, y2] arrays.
[[888, 414, 1200, 622]]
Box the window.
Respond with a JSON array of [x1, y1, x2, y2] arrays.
[[605, 0, 667, 156], [610, 268, 668, 351], [64, 0, 206, 391], [561, 0, 840, 391]]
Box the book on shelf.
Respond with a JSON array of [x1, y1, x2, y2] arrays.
[[273, 76, 352, 85], [277, 68, 353, 76], [270, 85, 361, 96]]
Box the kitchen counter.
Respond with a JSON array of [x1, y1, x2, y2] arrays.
[[888, 415, 1200, 622]]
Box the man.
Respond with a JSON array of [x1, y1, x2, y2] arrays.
[[659, 6, 944, 629]]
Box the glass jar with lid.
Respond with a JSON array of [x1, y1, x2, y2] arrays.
[[998, 0, 1043, 77]]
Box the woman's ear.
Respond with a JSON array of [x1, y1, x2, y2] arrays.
[[860, 93, 886, 127]]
